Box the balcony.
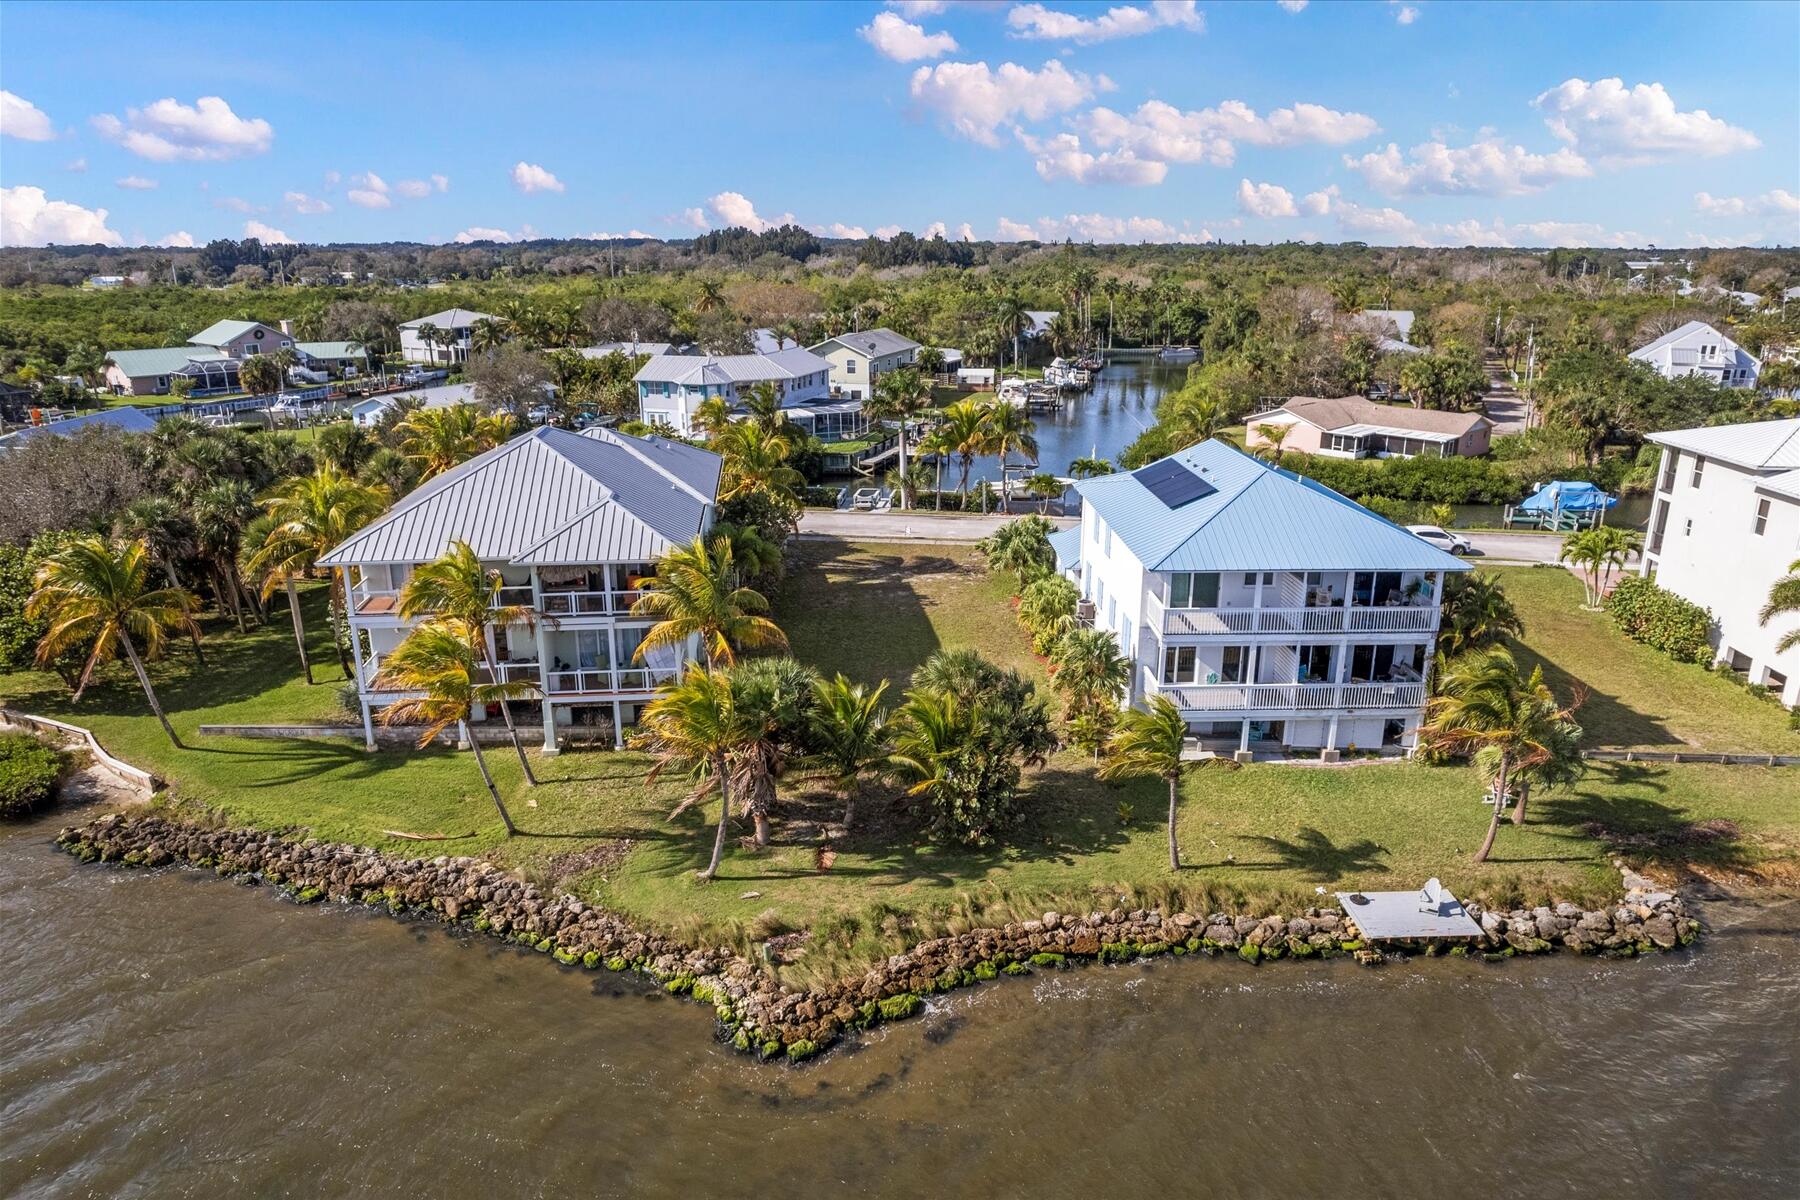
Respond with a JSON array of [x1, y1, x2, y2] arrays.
[[1154, 680, 1426, 712], [539, 588, 643, 618], [358, 655, 670, 697], [1146, 592, 1438, 636], [351, 583, 535, 617]]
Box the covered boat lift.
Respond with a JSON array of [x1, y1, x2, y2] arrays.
[[1502, 480, 1617, 531]]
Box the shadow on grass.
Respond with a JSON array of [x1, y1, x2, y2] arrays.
[[1233, 826, 1389, 881], [1509, 640, 1678, 749], [1537, 762, 1757, 873]]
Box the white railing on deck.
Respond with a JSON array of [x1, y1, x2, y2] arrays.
[[539, 589, 643, 617], [543, 667, 669, 694], [1147, 592, 1437, 635], [1155, 681, 1426, 712]]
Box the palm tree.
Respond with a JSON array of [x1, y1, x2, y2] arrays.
[[938, 399, 990, 501], [630, 535, 787, 669], [400, 540, 540, 786], [27, 536, 200, 747], [396, 404, 514, 479], [1760, 558, 1800, 654], [190, 480, 262, 633], [1559, 526, 1642, 608], [983, 400, 1038, 513], [1068, 456, 1113, 479], [691, 396, 734, 439], [1253, 422, 1290, 464], [867, 367, 934, 511], [378, 621, 533, 837], [806, 674, 891, 830], [1098, 696, 1192, 871], [1437, 571, 1524, 658], [887, 687, 967, 816], [991, 291, 1030, 368], [721, 656, 816, 846], [918, 425, 953, 510], [692, 279, 726, 314], [637, 666, 742, 880], [470, 318, 508, 354], [245, 467, 389, 683], [978, 515, 1057, 591], [240, 354, 282, 400], [713, 422, 804, 506], [1421, 647, 1580, 861], [1050, 628, 1131, 719], [413, 322, 443, 365]]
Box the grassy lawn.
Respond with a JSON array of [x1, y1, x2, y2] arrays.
[[4, 549, 1794, 984], [1490, 565, 1795, 754]]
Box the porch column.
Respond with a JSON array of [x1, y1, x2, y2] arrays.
[[530, 567, 559, 754], [612, 700, 625, 750], [1321, 714, 1340, 764], [1235, 719, 1254, 764], [360, 699, 376, 752]]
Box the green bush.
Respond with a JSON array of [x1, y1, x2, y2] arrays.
[[0, 733, 65, 819], [1282, 452, 1527, 504], [1605, 576, 1714, 663]]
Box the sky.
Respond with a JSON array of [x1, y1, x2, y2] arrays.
[[1, 0, 1797, 251]]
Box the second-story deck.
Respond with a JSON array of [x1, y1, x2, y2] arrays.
[[1145, 592, 1439, 636]]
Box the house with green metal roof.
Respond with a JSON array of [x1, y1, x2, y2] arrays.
[[1067, 439, 1468, 760], [104, 319, 367, 396]]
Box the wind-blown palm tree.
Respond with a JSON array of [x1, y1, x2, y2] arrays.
[[637, 666, 742, 880], [114, 496, 207, 665], [630, 536, 787, 669], [1098, 695, 1193, 871], [28, 536, 200, 747], [806, 674, 891, 830], [1421, 647, 1581, 861], [867, 367, 934, 511], [983, 400, 1038, 513], [722, 656, 815, 846], [190, 480, 262, 633], [470, 318, 508, 354], [938, 399, 990, 501], [396, 404, 514, 480], [1760, 558, 1800, 654], [692, 279, 726, 314], [400, 540, 540, 786], [245, 467, 389, 683], [378, 621, 534, 837]]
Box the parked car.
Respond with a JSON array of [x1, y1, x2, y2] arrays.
[[1405, 524, 1471, 555]]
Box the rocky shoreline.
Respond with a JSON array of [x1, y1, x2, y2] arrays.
[[58, 813, 1701, 1062]]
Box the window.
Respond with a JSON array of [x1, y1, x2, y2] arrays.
[[1167, 572, 1219, 609], [845, 359, 857, 374], [1162, 646, 1197, 685], [1220, 646, 1247, 683], [1690, 455, 1704, 487], [1103, 529, 1113, 558], [1243, 573, 1258, 586], [1298, 644, 1332, 682], [1649, 499, 1668, 554], [1659, 450, 1679, 492], [1754, 498, 1770, 535], [1684, 519, 1693, 537]]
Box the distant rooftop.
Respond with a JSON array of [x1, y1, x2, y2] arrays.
[[633, 347, 829, 386], [809, 327, 920, 358]]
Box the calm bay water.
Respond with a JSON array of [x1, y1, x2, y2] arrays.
[[3, 807, 1797, 1199]]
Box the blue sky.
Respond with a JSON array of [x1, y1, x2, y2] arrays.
[[2, 0, 1796, 249]]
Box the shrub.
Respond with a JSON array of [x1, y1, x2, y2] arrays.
[[1282, 451, 1527, 504], [0, 733, 65, 819], [1605, 576, 1713, 663], [1017, 574, 1078, 653], [801, 484, 845, 508]]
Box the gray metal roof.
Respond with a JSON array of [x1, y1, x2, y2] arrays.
[[189, 319, 275, 347], [633, 347, 828, 386], [399, 308, 493, 330], [1649, 417, 1800, 472], [0, 406, 159, 445], [1074, 440, 1471, 574], [106, 346, 227, 377], [808, 327, 920, 359], [319, 426, 719, 567], [1049, 526, 1080, 572]]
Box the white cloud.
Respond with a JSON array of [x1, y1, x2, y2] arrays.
[[430, 173, 449, 192], [1277, 0, 1308, 10], [816, 222, 870, 238], [115, 175, 158, 190], [92, 96, 273, 161], [1, 90, 56, 141], [1076, 98, 1378, 169], [1345, 139, 1592, 197], [285, 191, 332, 214], [157, 231, 196, 248], [244, 219, 293, 244], [1394, 4, 1419, 24], [347, 172, 391, 208], [1306, 189, 1643, 247], [1007, 1, 1203, 43], [684, 190, 800, 233], [586, 229, 656, 240], [874, 224, 905, 238], [64, 157, 87, 173], [453, 226, 516, 244], [888, 0, 948, 13], [1694, 189, 1800, 218], [1534, 77, 1760, 165], [1302, 185, 1337, 216], [995, 212, 1214, 243], [861, 11, 959, 61], [1236, 178, 1298, 218], [909, 59, 1104, 146], [1021, 129, 1166, 185], [394, 179, 432, 198], [214, 196, 259, 213], [0, 186, 123, 246], [323, 169, 342, 186], [922, 220, 976, 241], [511, 161, 565, 194]]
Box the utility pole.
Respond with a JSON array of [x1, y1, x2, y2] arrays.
[[1523, 324, 1537, 429]]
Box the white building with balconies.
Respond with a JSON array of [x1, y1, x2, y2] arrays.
[[318, 425, 721, 750], [1629, 320, 1761, 389], [1052, 440, 1469, 759]]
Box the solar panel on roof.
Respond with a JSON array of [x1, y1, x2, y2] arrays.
[[1138, 457, 1216, 508]]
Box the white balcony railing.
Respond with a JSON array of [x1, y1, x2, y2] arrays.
[[542, 666, 670, 694], [1147, 593, 1438, 636], [1155, 681, 1426, 712], [538, 589, 644, 617], [352, 584, 535, 617]]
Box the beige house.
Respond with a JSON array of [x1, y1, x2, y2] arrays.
[[1246, 396, 1493, 460], [807, 328, 920, 401]]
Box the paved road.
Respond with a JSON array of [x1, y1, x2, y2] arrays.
[[1482, 353, 1531, 434], [799, 507, 1565, 565]]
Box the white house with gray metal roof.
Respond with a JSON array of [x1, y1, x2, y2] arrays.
[[807, 328, 920, 401], [103, 319, 367, 396], [1629, 321, 1761, 389], [400, 308, 496, 365], [633, 347, 831, 436], [1642, 417, 1800, 706], [319, 425, 723, 750], [1068, 439, 1469, 758]]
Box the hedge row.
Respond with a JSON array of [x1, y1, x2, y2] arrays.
[[1605, 575, 1714, 663]]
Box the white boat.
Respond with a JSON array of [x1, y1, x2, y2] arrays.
[[1158, 346, 1199, 363]]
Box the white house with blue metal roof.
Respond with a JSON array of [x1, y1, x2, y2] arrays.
[[319, 425, 722, 751], [1068, 440, 1469, 758]]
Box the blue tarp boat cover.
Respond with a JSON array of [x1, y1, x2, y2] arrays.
[[1516, 480, 1616, 512]]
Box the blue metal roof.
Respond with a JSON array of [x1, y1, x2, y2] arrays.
[[1048, 526, 1080, 572], [1, 406, 159, 445], [1073, 440, 1470, 574]]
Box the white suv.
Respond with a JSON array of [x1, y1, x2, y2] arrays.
[[1405, 524, 1472, 555]]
